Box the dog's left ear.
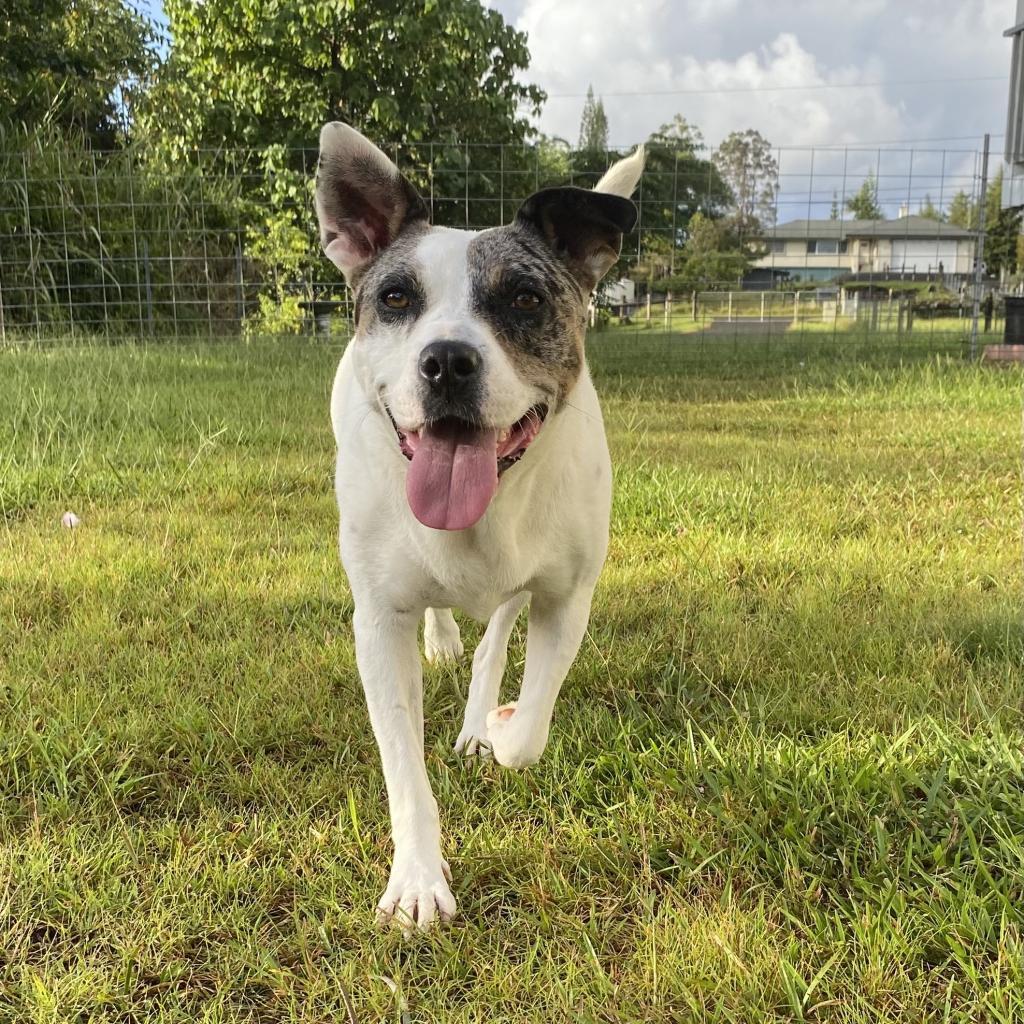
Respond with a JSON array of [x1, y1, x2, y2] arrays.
[[514, 145, 644, 292], [515, 188, 637, 293], [315, 122, 429, 283]]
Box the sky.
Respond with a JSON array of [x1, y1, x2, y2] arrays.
[[135, 0, 1015, 216], [490, 0, 1012, 150]]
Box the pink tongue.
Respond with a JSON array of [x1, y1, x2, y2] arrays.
[[406, 421, 498, 530]]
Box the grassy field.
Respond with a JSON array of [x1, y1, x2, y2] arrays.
[[598, 311, 995, 344], [1, 336, 1021, 1022]]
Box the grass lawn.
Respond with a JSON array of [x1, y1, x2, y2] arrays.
[[592, 317, 998, 356], [1, 337, 1021, 1022]]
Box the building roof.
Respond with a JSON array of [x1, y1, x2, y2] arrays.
[[763, 216, 976, 241]]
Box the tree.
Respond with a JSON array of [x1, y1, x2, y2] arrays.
[[141, 0, 545, 156], [918, 194, 945, 221], [577, 85, 609, 153], [0, 0, 157, 147], [677, 212, 750, 291], [984, 169, 1022, 277], [830, 191, 840, 220], [845, 173, 883, 219], [948, 190, 976, 230], [631, 116, 732, 279], [569, 85, 611, 190], [712, 129, 779, 236]]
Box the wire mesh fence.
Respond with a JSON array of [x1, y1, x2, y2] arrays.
[[0, 135, 1001, 369]]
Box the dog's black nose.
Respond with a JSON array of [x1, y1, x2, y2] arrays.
[[418, 341, 481, 395]]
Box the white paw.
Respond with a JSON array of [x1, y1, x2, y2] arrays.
[[424, 624, 464, 665], [484, 703, 546, 769], [376, 859, 456, 934], [454, 714, 492, 758]]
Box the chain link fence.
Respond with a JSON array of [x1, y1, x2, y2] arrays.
[[0, 135, 1001, 369]]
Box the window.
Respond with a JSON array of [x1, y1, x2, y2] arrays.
[[807, 239, 845, 255]]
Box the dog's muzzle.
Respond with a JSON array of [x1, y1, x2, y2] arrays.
[[385, 403, 549, 532]]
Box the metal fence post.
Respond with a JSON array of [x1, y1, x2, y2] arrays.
[[55, 146, 76, 338], [196, 149, 214, 334], [236, 240, 245, 330], [91, 151, 110, 332], [143, 239, 154, 335], [22, 152, 41, 338], [969, 133, 991, 361]]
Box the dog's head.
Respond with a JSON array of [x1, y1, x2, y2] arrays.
[[315, 123, 643, 531]]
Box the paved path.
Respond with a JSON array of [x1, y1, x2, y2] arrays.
[[704, 317, 794, 334]]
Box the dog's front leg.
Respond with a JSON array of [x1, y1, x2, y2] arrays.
[[353, 602, 456, 930], [454, 591, 529, 757], [484, 585, 595, 769]]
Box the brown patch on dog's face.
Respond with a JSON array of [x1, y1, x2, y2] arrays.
[[467, 227, 589, 408]]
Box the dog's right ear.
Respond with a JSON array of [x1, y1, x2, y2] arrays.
[[315, 123, 429, 283]]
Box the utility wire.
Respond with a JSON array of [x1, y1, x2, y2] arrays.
[[542, 75, 1007, 99]]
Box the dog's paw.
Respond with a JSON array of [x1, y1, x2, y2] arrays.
[[454, 716, 493, 758], [425, 634, 463, 664], [424, 617, 464, 665], [376, 860, 456, 934], [484, 703, 546, 769]]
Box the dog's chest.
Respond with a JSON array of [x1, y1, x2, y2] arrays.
[[408, 513, 550, 620]]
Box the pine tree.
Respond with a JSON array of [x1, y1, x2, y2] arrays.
[[918, 194, 944, 221], [830, 191, 840, 220], [845, 173, 883, 219], [947, 190, 976, 229], [984, 169, 1022, 276], [578, 85, 608, 153]]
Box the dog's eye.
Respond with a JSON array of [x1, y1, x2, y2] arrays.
[[512, 291, 542, 312], [381, 289, 410, 310]]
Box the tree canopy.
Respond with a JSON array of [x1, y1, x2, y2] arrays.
[[983, 169, 1022, 277], [577, 86, 609, 153], [674, 212, 750, 291], [141, 0, 545, 155], [947, 190, 975, 230], [633, 117, 732, 277], [0, 0, 157, 148], [918, 195, 944, 222], [712, 129, 779, 236], [845, 172, 884, 220]]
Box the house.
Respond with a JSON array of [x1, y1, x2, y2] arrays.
[[748, 216, 977, 284], [602, 277, 636, 307]]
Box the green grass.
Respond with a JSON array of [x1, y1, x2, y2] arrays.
[[588, 323, 992, 373], [1, 337, 1021, 1022]]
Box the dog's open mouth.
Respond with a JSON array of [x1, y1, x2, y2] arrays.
[[386, 404, 548, 531]]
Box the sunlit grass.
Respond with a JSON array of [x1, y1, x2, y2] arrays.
[[1, 338, 1021, 1022]]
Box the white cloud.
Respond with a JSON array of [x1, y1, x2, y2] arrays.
[[496, 0, 1009, 151]]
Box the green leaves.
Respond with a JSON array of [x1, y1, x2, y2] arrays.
[[0, 0, 158, 148], [846, 172, 884, 221], [140, 0, 545, 156], [712, 128, 780, 236]]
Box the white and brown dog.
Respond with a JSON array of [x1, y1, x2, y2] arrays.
[[315, 123, 644, 930]]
